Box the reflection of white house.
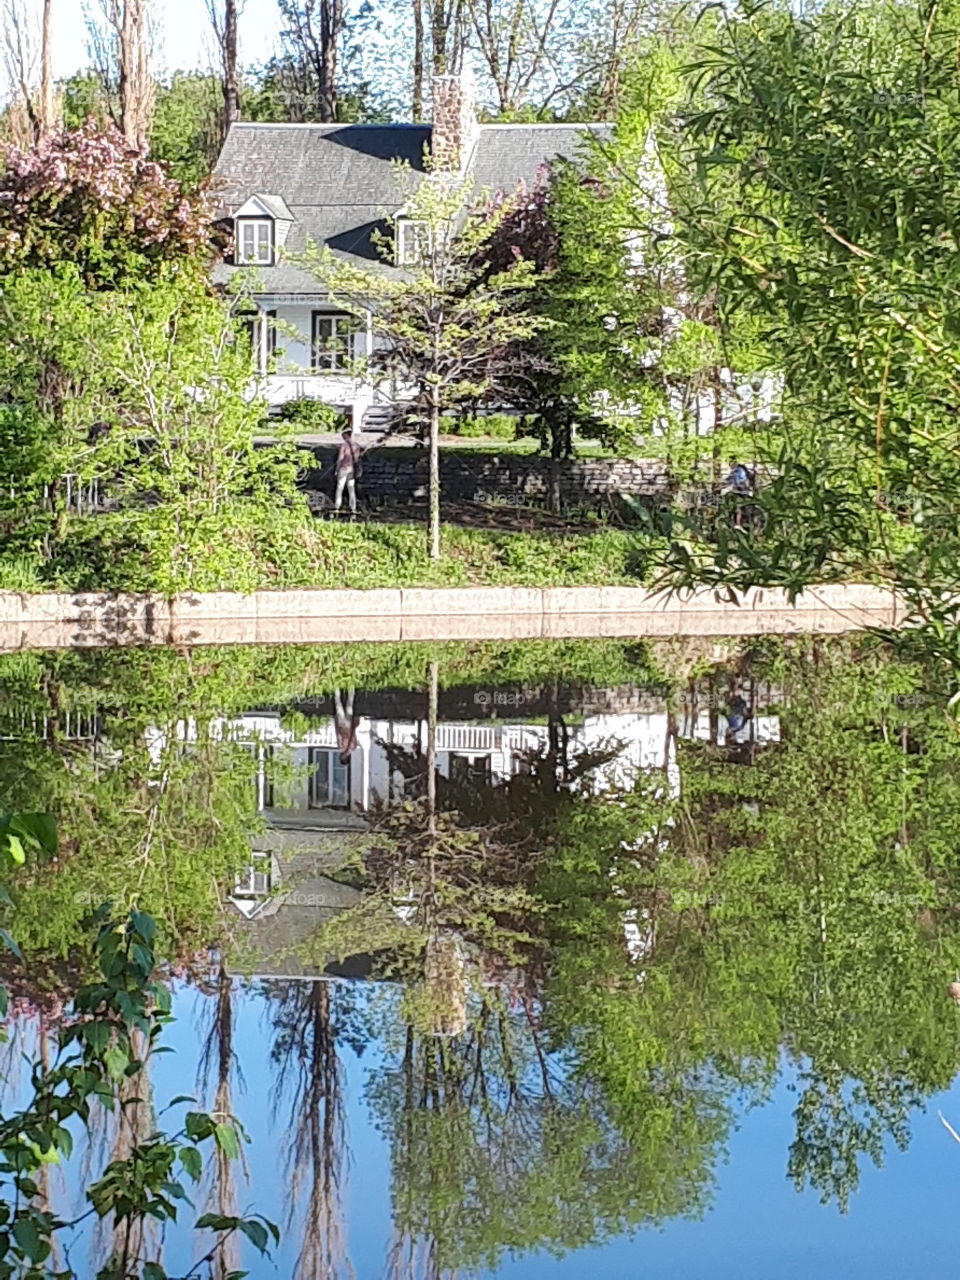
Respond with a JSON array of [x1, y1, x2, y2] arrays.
[[217, 702, 780, 967], [219, 702, 781, 824]]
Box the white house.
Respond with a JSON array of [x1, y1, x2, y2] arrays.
[[212, 75, 602, 431]]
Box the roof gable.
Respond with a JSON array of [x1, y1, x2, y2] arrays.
[[234, 193, 295, 222]]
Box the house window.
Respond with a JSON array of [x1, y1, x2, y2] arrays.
[[234, 852, 272, 899], [450, 753, 492, 787], [237, 218, 274, 265], [311, 312, 354, 373], [396, 219, 433, 267], [309, 748, 350, 808]]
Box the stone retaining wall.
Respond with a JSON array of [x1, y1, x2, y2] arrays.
[[0, 584, 903, 652], [301, 448, 673, 506]]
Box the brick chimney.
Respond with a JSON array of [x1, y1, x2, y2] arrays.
[[430, 73, 478, 171]]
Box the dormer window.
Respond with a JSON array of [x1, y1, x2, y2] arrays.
[[237, 217, 274, 265], [397, 218, 433, 267]]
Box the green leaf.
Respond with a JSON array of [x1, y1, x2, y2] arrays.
[[0, 930, 21, 960], [238, 1218, 269, 1253], [11, 1216, 41, 1262], [179, 1146, 202, 1182], [214, 1122, 241, 1161], [103, 1045, 127, 1082], [83, 1022, 110, 1054], [196, 1212, 241, 1232], [130, 909, 156, 943], [9, 814, 56, 855]]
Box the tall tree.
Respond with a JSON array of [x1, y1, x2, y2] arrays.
[[654, 0, 960, 649], [1, 0, 57, 143], [205, 0, 243, 140], [278, 0, 345, 123], [465, 0, 566, 116], [308, 172, 548, 558], [88, 0, 155, 150]]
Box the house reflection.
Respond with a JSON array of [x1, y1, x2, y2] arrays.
[[216, 685, 782, 966]]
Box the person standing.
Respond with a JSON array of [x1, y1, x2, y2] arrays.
[[334, 687, 359, 766], [334, 426, 362, 517]]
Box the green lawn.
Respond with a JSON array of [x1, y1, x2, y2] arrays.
[[0, 515, 656, 594], [254, 519, 652, 590]]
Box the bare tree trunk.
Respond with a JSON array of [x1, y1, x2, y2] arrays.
[[2, 0, 40, 142], [94, 1, 154, 150], [426, 659, 438, 836], [412, 0, 425, 119], [206, 0, 243, 137], [120, 0, 153, 149], [319, 0, 341, 121], [431, 0, 465, 74], [428, 390, 441, 560], [223, 0, 241, 129], [279, 0, 343, 123], [38, 0, 55, 137]]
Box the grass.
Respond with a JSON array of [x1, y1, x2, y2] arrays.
[[255, 519, 653, 590], [0, 515, 656, 594]]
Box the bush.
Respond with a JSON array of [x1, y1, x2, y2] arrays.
[[452, 413, 525, 440], [276, 397, 342, 431]]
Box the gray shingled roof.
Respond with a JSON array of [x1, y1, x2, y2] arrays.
[[212, 120, 604, 295]]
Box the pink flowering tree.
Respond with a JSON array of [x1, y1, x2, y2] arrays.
[[0, 119, 218, 283]]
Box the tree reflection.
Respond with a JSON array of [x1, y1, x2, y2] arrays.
[[265, 979, 355, 1280]]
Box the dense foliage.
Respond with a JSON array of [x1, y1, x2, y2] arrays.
[[0, 122, 215, 282]]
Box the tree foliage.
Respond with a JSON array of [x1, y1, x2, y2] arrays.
[[0, 120, 215, 281]]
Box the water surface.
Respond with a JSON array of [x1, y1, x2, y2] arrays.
[[2, 636, 958, 1277]]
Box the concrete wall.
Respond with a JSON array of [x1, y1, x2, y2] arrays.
[[0, 583, 904, 651]]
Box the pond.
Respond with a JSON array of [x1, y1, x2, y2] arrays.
[[1, 635, 959, 1278]]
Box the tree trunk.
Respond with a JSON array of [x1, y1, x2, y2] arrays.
[[429, 392, 441, 560], [38, 0, 55, 138], [223, 0, 240, 130], [318, 0, 341, 122], [412, 0, 424, 119], [115, 0, 153, 150], [426, 660, 438, 837]]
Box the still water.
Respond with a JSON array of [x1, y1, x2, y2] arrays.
[[1, 636, 959, 1278]]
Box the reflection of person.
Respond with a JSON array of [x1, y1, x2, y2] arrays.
[[334, 687, 358, 765], [725, 686, 751, 741], [334, 427, 362, 516], [720, 459, 754, 530]]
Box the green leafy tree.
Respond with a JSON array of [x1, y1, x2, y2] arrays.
[[308, 170, 549, 558], [149, 73, 222, 185], [655, 0, 960, 650], [0, 265, 302, 592], [0, 818, 278, 1280]]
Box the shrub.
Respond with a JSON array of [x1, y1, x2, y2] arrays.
[[275, 397, 342, 431], [452, 413, 526, 440]]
